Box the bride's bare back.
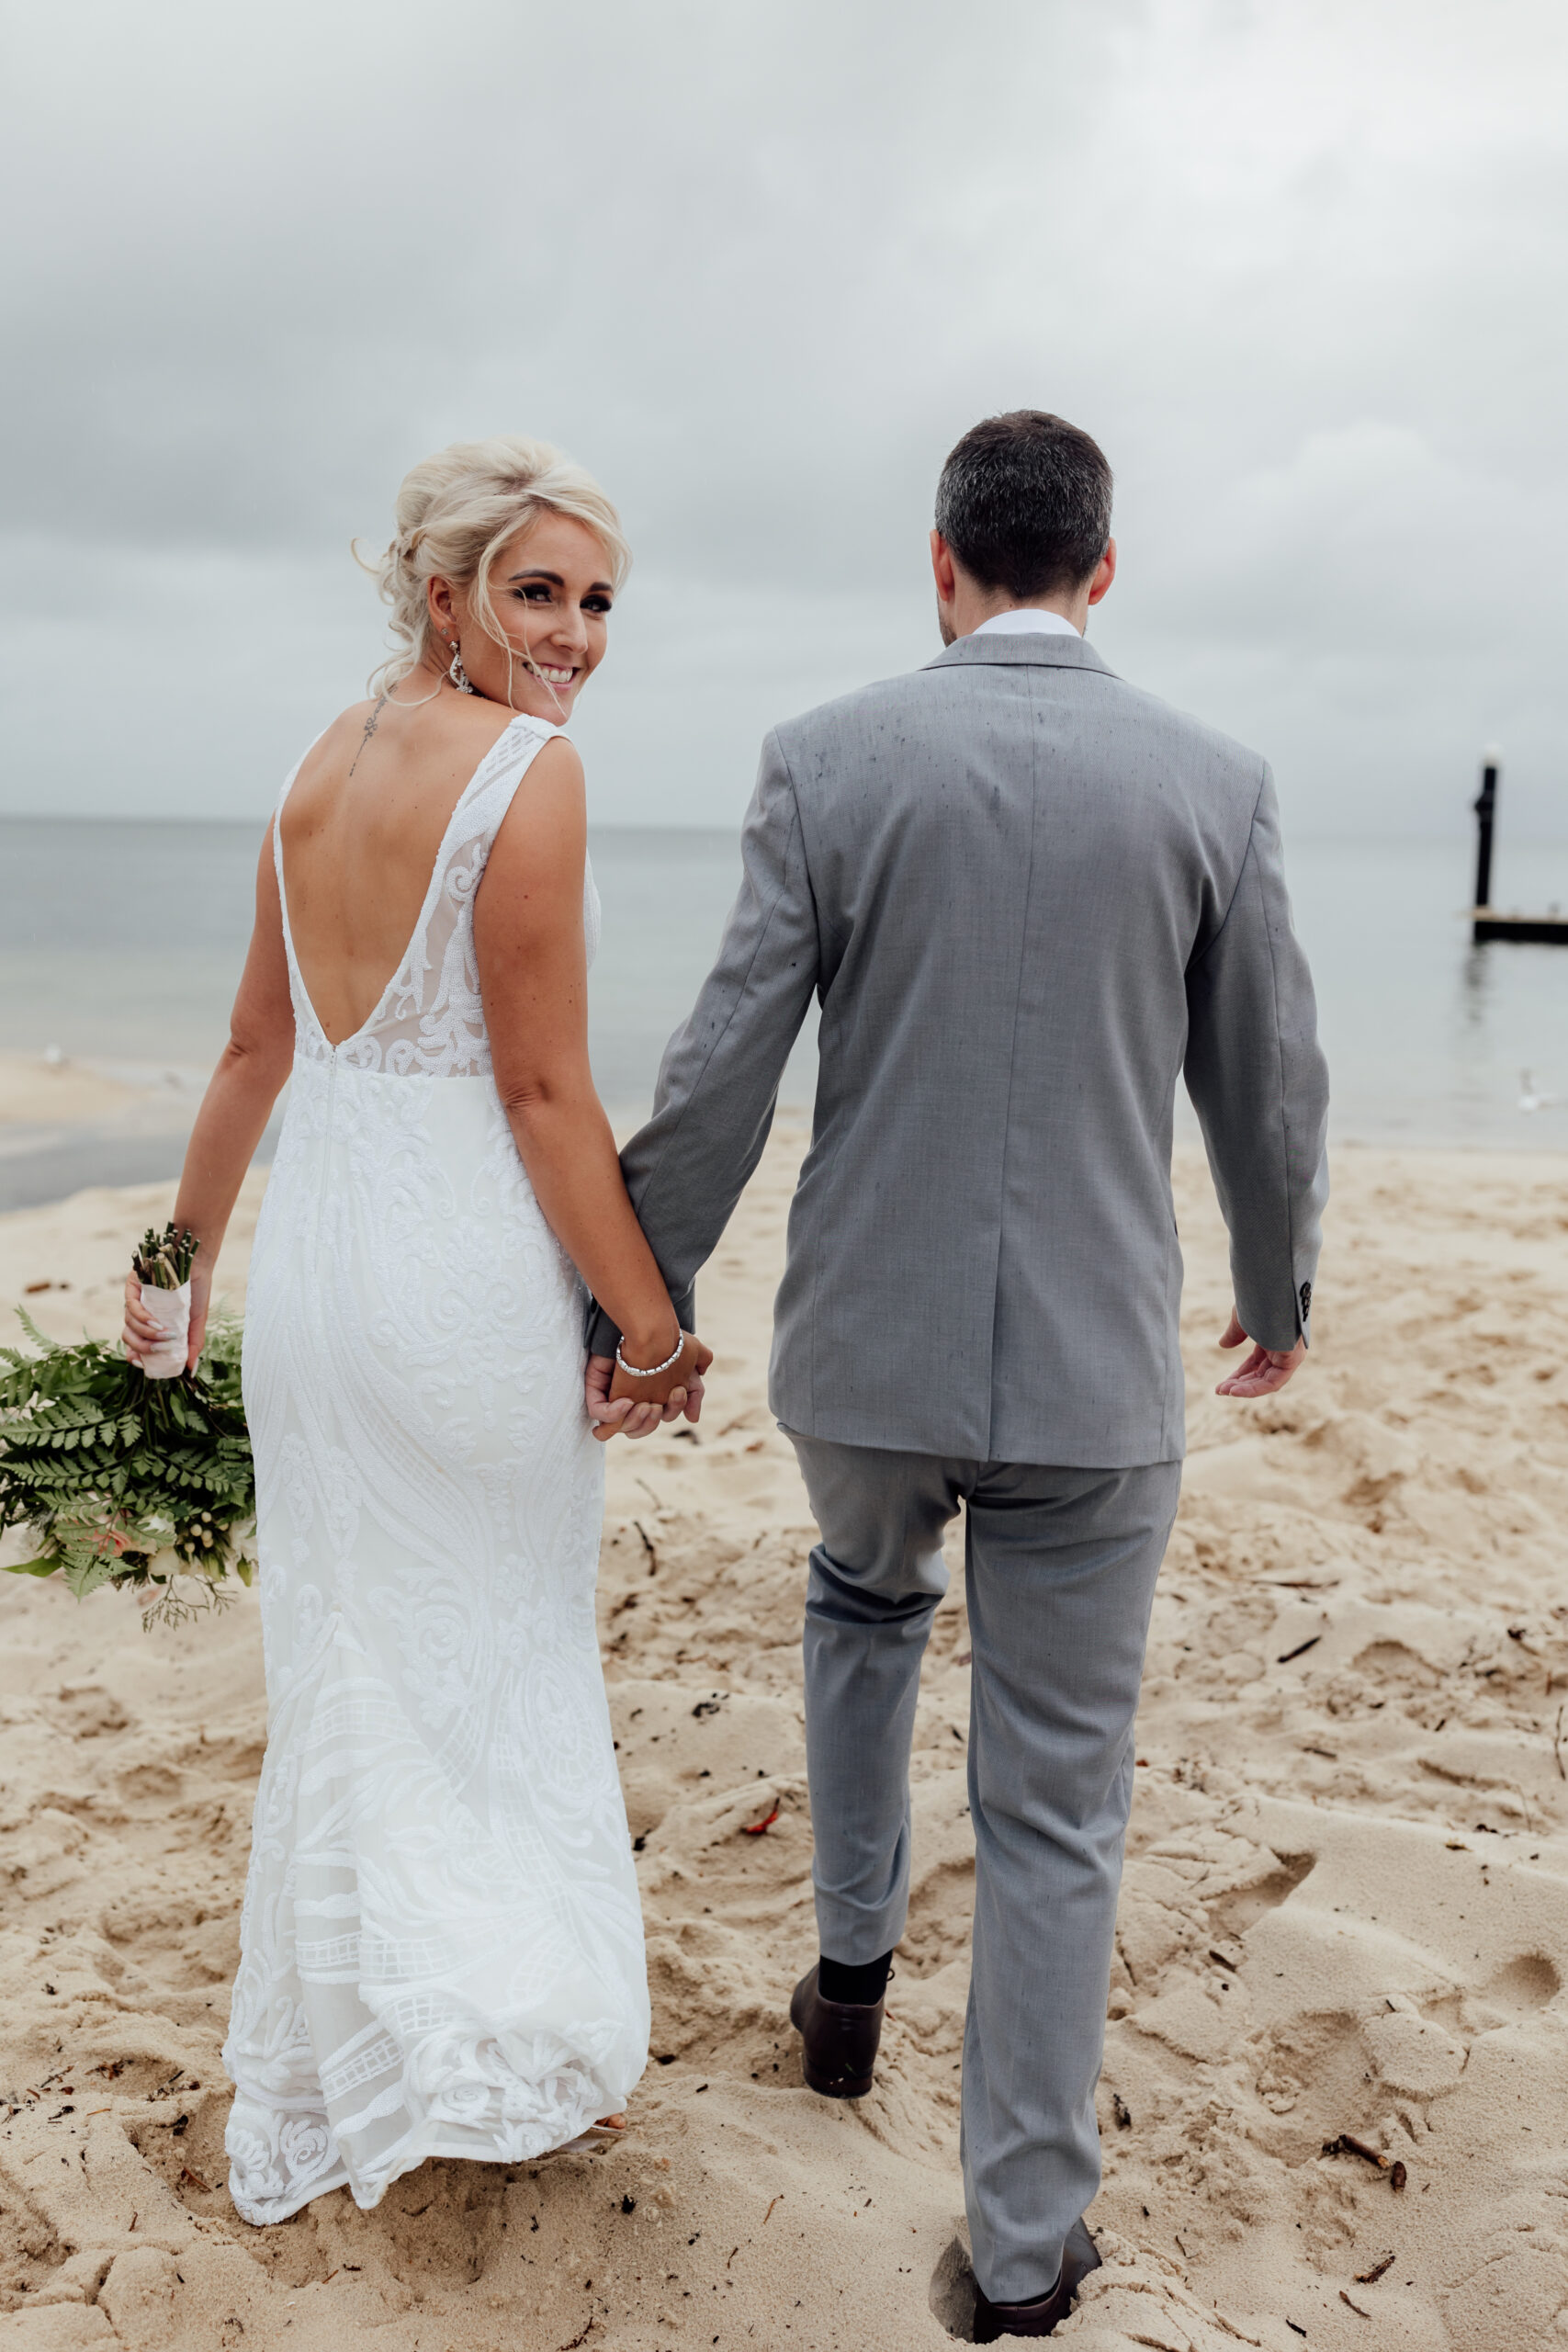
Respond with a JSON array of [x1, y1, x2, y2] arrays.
[[125, 489, 699, 1420], [278, 693, 522, 1046]]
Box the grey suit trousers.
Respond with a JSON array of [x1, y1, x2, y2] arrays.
[[788, 1433, 1180, 2308]]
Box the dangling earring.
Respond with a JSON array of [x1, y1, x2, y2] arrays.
[[446, 638, 475, 695]]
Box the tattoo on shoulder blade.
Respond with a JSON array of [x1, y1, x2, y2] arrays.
[[348, 697, 389, 778]]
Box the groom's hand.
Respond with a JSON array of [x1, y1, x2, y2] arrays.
[[586, 1353, 657, 1441], [1215, 1307, 1307, 1397], [586, 1342, 711, 1442]]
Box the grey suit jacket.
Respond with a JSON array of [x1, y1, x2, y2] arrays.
[[590, 632, 1328, 1467]]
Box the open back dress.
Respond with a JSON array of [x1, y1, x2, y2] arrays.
[[223, 714, 648, 2226]]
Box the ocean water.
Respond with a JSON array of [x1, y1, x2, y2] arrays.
[[1, 817, 1565, 1211], [0, 822, 771, 1100]]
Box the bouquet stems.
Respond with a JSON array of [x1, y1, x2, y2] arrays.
[[133, 1221, 197, 1292]]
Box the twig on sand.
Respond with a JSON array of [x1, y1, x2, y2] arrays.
[[1322, 2133, 1390, 2171], [1340, 2289, 1372, 2318], [1354, 2251, 1395, 2283], [1277, 1636, 1322, 1664], [1553, 1704, 1565, 1781]]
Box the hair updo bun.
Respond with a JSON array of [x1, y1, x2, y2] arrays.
[[359, 435, 631, 694]]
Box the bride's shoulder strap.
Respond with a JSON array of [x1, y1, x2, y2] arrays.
[[466, 716, 574, 835], [503, 713, 572, 777]]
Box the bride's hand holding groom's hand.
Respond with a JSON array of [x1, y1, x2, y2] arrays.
[[583, 1357, 672, 1441], [585, 1330, 713, 1442]]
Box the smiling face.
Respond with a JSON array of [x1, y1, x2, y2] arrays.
[[428, 510, 615, 721]]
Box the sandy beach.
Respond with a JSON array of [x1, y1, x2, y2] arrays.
[[3, 1121, 1567, 2350]]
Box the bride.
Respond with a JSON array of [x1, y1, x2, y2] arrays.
[[123, 435, 711, 2226]]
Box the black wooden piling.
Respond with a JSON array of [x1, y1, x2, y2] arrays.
[[1472, 752, 1498, 920], [1469, 745, 1568, 944]]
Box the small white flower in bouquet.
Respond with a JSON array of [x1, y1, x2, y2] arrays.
[[0, 1224, 256, 1629]]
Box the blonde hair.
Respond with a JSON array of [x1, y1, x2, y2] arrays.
[[362, 435, 631, 694]]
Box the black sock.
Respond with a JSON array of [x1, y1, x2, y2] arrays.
[[818, 1950, 893, 2006]]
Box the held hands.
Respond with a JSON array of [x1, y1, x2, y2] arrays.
[[1215, 1306, 1306, 1398], [585, 1330, 714, 1442], [122, 1264, 211, 1375]]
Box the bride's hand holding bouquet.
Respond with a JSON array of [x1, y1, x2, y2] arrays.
[[0, 1223, 255, 1626], [123, 1222, 212, 1376]]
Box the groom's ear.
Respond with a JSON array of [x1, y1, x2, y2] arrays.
[[1086, 537, 1118, 607], [931, 531, 958, 605]]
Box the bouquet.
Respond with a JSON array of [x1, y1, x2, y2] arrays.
[[0, 1226, 255, 1628]]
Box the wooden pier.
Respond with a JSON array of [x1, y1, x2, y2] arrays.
[[1472, 910, 1568, 944], [1470, 751, 1568, 945]]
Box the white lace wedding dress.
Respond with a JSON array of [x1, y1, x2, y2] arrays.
[[224, 715, 648, 2226]]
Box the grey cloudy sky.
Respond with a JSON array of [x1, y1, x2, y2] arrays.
[[3, 0, 1565, 838]]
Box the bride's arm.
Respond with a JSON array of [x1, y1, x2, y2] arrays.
[[474, 740, 709, 1435], [122, 826, 297, 1371]]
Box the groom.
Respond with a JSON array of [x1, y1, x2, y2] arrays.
[[587, 411, 1328, 2339]]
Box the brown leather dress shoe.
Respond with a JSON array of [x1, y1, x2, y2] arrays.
[[971, 2219, 1102, 2340], [789, 1963, 885, 2098]]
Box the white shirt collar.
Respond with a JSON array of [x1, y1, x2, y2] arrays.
[[968, 607, 1082, 640]]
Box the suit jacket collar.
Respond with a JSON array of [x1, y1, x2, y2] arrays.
[[923, 632, 1116, 679]]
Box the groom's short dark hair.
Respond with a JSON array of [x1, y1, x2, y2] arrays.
[[935, 412, 1112, 598]]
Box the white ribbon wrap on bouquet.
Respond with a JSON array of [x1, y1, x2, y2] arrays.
[[138, 1279, 192, 1379]]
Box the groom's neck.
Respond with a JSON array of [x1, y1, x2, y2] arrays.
[[930, 530, 1111, 647], [940, 586, 1087, 647], [940, 571, 1090, 646]]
